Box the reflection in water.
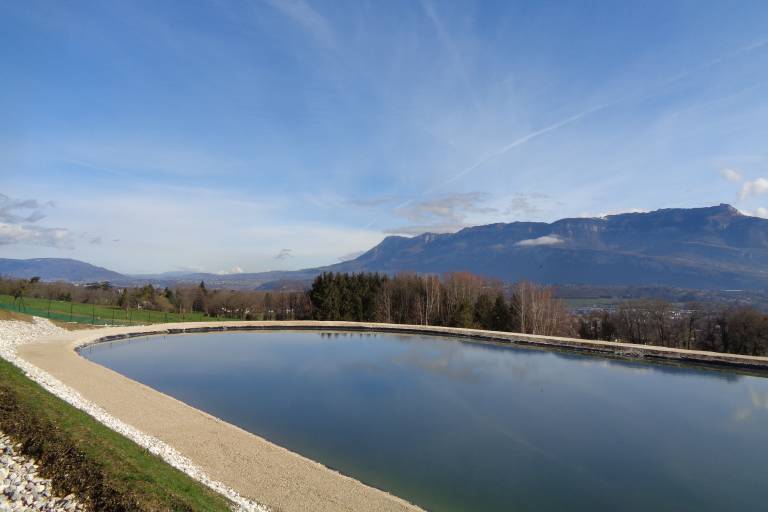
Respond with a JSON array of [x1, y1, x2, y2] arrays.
[[734, 388, 768, 422], [82, 330, 768, 512]]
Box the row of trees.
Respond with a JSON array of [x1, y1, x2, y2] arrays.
[[309, 273, 768, 355], [3, 272, 768, 355], [578, 302, 768, 356], [309, 272, 572, 336]]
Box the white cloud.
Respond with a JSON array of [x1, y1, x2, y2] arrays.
[[740, 177, 768, 200], [0, 222, 73, 248], [0, 194, 74, 248], [755, 207, 768, 218], [720, 168, 743, 182], [515, 235, 564, 247], [2, 182, 384, 274]]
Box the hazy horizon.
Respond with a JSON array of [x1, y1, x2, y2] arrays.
[[3, 1, 768, 274]]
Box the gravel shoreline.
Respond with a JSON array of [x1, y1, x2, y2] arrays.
[[0, 318, 267, 512], [0, 431, 84, 512]]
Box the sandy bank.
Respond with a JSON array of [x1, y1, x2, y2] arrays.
[[14, 321, 768, 512]]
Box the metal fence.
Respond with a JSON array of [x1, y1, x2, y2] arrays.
[[0, 295, 213, 326]]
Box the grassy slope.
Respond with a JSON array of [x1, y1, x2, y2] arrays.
[[0, 294, 224, 326], [0, 357, 232, 511]]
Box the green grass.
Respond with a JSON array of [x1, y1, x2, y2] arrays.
[[0, 357, 233, 511], [0, 294, 227, 326]]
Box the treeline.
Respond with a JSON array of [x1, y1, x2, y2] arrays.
[[309, 272, 572, 336], [3, 273, 768, 356], [578, 302, 768, 356], [0, 278, 311, 320], [309, 273, 768, 355]]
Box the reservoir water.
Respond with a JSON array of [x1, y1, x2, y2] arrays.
[[80, 330, 768, 511]]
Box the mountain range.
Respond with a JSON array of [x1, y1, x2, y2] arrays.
[[3, 204, 768, 290]]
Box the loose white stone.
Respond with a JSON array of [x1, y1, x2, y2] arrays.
[[0, 318, 267, 512]]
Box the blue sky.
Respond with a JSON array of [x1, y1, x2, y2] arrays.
[[2, 0, 768, 274]]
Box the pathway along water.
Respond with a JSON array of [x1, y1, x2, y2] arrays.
[[80, 329, 768, 512]]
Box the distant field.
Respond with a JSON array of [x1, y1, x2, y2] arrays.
[[0, 294, 225, 326], [561, 297, 627, 309], [562, 297, 692, 311]]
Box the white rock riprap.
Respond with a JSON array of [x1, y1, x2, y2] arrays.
[[0, 432, 84, 512], [0, 318, 268, 512]]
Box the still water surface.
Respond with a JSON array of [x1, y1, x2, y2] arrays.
[[81, 331, 768, 511]]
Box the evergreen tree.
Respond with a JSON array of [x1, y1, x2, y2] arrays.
[[491, 294, 512, 331], [474, 294, 494, 329]]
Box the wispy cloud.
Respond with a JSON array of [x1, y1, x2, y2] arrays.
[[422, 37, 768, 199], [720, 168, 744, 182], [434, 102, 616, 193], [263, 0, 336, 48], [386, 192, 496, 235], [504, 192, 550, 217], [274, 248, 293, 260], [346, 196, 397, 208], [0, 194, 53, 224], [740, 177, 768, 199], [419, 0, 479, 109]]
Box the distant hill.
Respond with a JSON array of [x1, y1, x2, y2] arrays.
[[320, 203, 768, 289], [4, 204, 768, 290], [0, 258, 126, 283]]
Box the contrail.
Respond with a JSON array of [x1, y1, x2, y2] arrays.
[[434, 102, 615, 191], [364, 36, 768, 231], [427, 36, 768, 194], [362, 102, 616, 231]]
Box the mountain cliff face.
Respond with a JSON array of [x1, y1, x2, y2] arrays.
[[324, 204, 768, 289], [3, 205, 767, 289]]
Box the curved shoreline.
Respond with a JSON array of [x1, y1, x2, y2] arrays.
[[13, 321, 768, 512]]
